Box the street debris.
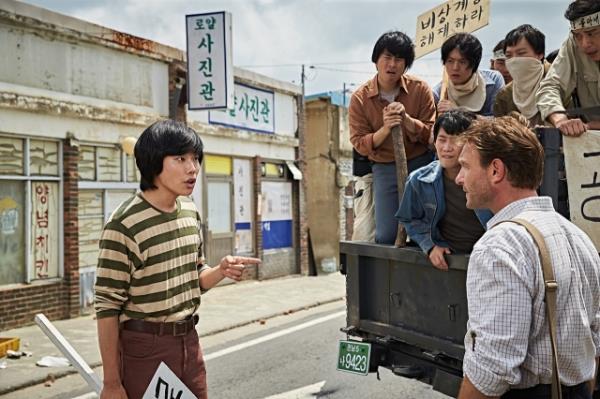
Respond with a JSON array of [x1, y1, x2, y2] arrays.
[[6, 350, 32, 359], [36, 356, 70, 367], [44, 373, 55, 387]]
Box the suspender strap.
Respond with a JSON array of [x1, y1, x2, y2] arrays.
[[506, 218, 562, 399]]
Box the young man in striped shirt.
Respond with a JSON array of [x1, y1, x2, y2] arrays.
[[94, 120, 260, 399]]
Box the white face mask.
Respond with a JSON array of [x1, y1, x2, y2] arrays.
[[505, 57, 544, 119], [505, 57, 544, 82]]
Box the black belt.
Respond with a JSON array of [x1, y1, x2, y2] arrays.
[[121, 315, 199, 336], [501, 382, 590, 398]]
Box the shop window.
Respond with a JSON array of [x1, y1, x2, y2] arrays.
[[78, 190, 104, 270], [78, 143, 138, 308], [0, 136, 61, 284], [0, 137, 24, 175], [78, 189, 135, 269], [97, 147, 121, 181], [0, 181, 25, 284], [207, 181, 232, 234], [79, 146, 96, 181], [78, 144, 138, 183], [30, 140, 59, 176]]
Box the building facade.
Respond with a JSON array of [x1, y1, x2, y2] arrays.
[[0, 0, 306, 330], [305, 93, 353, 274]]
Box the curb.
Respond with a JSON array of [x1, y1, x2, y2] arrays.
[[198, 296, 345, 337], [0, 297, 346, 395]]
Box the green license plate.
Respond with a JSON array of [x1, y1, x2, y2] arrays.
[[337, 340, 371, 376]]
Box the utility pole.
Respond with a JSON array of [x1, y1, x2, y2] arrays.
[[301, 64, 306, 97]]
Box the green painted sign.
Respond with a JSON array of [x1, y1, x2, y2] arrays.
[[337, 340, 371, 376]]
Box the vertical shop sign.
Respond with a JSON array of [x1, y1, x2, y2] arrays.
[[31, 182, 58, 279], [186, 11, 234, 110], [233, 159, 253, 254]]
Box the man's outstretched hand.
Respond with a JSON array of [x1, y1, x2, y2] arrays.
[[219, 255, 261, 281]]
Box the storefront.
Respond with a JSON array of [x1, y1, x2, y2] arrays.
[[187, 69, 304, 279]]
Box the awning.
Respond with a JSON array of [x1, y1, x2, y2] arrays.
[[285, 160, 303, 180]]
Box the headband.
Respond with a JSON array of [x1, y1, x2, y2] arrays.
[[571, 11, 600, 30], [492, 49, 506, 60]]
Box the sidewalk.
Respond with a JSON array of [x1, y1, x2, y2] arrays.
[[0, 273, 346, 395]]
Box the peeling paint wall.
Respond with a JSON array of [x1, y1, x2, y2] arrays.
[[0, 22, 168, 113]]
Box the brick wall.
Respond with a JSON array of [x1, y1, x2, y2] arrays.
[[63, 140, 80, 318], [296, 94, 309, 275], [259, 249, 297, 279], [0, 281, 69, 330]]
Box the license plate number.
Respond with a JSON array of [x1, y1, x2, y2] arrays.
[[337, 340, 371, 376]]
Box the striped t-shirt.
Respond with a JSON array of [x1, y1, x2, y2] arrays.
[[94, 193, 210, 322]]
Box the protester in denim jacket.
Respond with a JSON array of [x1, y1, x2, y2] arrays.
[[396, 111, 493, 270]]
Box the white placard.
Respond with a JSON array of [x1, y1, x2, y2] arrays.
[[415, 0, 490, 59], [564, 131, 600, 250], [186, 11, 234, 110], [142, 362, 197, 399], [209, 83, 275, 133]]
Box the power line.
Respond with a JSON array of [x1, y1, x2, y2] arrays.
[[237, 53, 494, 69]]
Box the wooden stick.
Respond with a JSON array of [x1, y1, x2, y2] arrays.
[[440, 68, 449, 101], [391, 125, 408, 247]]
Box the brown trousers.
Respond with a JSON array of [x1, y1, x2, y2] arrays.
[[120, 328, 207, 399]]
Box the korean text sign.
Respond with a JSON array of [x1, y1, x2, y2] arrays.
[[209, 83, 275, 133], [415, 0, 490, 59], [564, 131, 600, 250], [186, 11, 234, 110]]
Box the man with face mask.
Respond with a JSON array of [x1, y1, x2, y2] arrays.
[[493, 25, 551, 126], [536, 0, 600, 136]]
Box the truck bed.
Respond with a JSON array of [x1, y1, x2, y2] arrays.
[[341, 242, 469, 397]]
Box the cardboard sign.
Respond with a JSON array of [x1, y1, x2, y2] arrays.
[[415, 0, 490, 59], [564, 131, 600, 250], [186, 11, 234, 110], [142, 362, 197, 399]]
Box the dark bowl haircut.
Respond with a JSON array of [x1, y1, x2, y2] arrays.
[[134, 119, 204, 191], [441, 33, 482, 72], [371, 31, 415, 69], [433, 110, 477, 140], [504, 24, 545, 57]]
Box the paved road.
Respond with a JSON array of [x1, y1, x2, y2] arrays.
[[3, 301, 451, 399]]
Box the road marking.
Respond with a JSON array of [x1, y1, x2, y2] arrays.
[[204, 310, 345, 361], [72, 311, 344, 399], [263, 381, 326, 398]]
